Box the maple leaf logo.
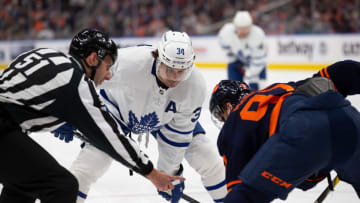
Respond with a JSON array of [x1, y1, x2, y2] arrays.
[[128, 111, 161, 134]]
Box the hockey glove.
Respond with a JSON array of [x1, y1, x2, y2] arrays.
[[51, 123, 76, 143], [228, 61, 245, 81], [236, 63, 246, 77], [158, 164, 185, 203]]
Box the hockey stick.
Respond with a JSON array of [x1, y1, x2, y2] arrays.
[[181, 193, 200, 203], [314, 175, 340, 203]]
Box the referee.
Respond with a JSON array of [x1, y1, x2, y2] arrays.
[[0, 28, 182, 203]]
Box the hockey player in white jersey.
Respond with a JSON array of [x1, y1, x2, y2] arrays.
[[218, 10, 267, 90], [54, 31, 227, 202]]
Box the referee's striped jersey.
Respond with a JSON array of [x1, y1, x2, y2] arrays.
[[0, 48, 153, 175]]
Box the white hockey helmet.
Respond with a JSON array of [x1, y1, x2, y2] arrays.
[[233, 11, 252, 28], [158, 31, 195, 70]]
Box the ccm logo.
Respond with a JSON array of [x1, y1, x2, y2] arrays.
[[261, 171, 292, 188]]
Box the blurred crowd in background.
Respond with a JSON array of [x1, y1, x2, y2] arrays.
[[1, 0, 359, 40]]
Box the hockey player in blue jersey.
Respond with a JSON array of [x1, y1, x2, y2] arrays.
[[209, 60, 360, 202]]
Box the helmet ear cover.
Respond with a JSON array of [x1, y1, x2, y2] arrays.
[[69, 28, 118, 67]]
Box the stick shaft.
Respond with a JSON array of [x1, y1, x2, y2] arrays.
[[181, 193, 200, 203], [314, 176, 340, 203]]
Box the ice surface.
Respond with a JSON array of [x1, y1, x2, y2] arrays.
[[1, 68, 359, 202]]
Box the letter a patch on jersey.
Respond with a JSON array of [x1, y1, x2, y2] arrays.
[[165, 101, 177, 113]]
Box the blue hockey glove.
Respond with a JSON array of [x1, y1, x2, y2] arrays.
[[228, 61, 245, 81], [158, 164, 185, 203], [51, 123, 77, 143]]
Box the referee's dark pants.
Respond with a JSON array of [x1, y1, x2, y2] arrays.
[[0, 108, 78, 203]]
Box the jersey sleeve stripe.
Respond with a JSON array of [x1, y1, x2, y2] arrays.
[[24, 60, 49, 75], [0, 69, 14, 81], [320, 67, 338, 90], [157, 130, 190, 147], [0, 72, 27, 89], [29, 99, 55, 110], [164, 124, 193, 135], [2, 68, 74, 100], [323, 67, 330, 78], [36, 48, 59, 55], [20, 116, 59, 130], [226, 179, 242, 189], [205, 180, 226, 191], [48, 56, 72, 66], [104, 105, 130, 135], [99, 89, 125, 122]]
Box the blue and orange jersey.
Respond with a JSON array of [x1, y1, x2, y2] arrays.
[[218, 83, 296, 192], [218, 59, 360, 193]]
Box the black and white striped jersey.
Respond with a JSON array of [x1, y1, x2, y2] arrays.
[[0, 48, 153, 175]]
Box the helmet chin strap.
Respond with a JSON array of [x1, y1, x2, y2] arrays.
[[83, 59, 101, 80], [155, 60, 169, 89]]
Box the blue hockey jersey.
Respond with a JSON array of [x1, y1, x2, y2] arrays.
[[218, 60, 360, 202]]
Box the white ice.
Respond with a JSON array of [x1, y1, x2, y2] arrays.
[[1, 68, 359, 202]]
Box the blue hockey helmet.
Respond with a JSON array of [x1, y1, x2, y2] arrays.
[[69, 28, 117, 64], [209, 80, 250, 123]]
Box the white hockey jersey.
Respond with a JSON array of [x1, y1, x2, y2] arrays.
[[100, 45, 207, 174], [218, 23, 267, 78]]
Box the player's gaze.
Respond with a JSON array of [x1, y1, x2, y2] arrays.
[[158, 64, 188, 82]]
